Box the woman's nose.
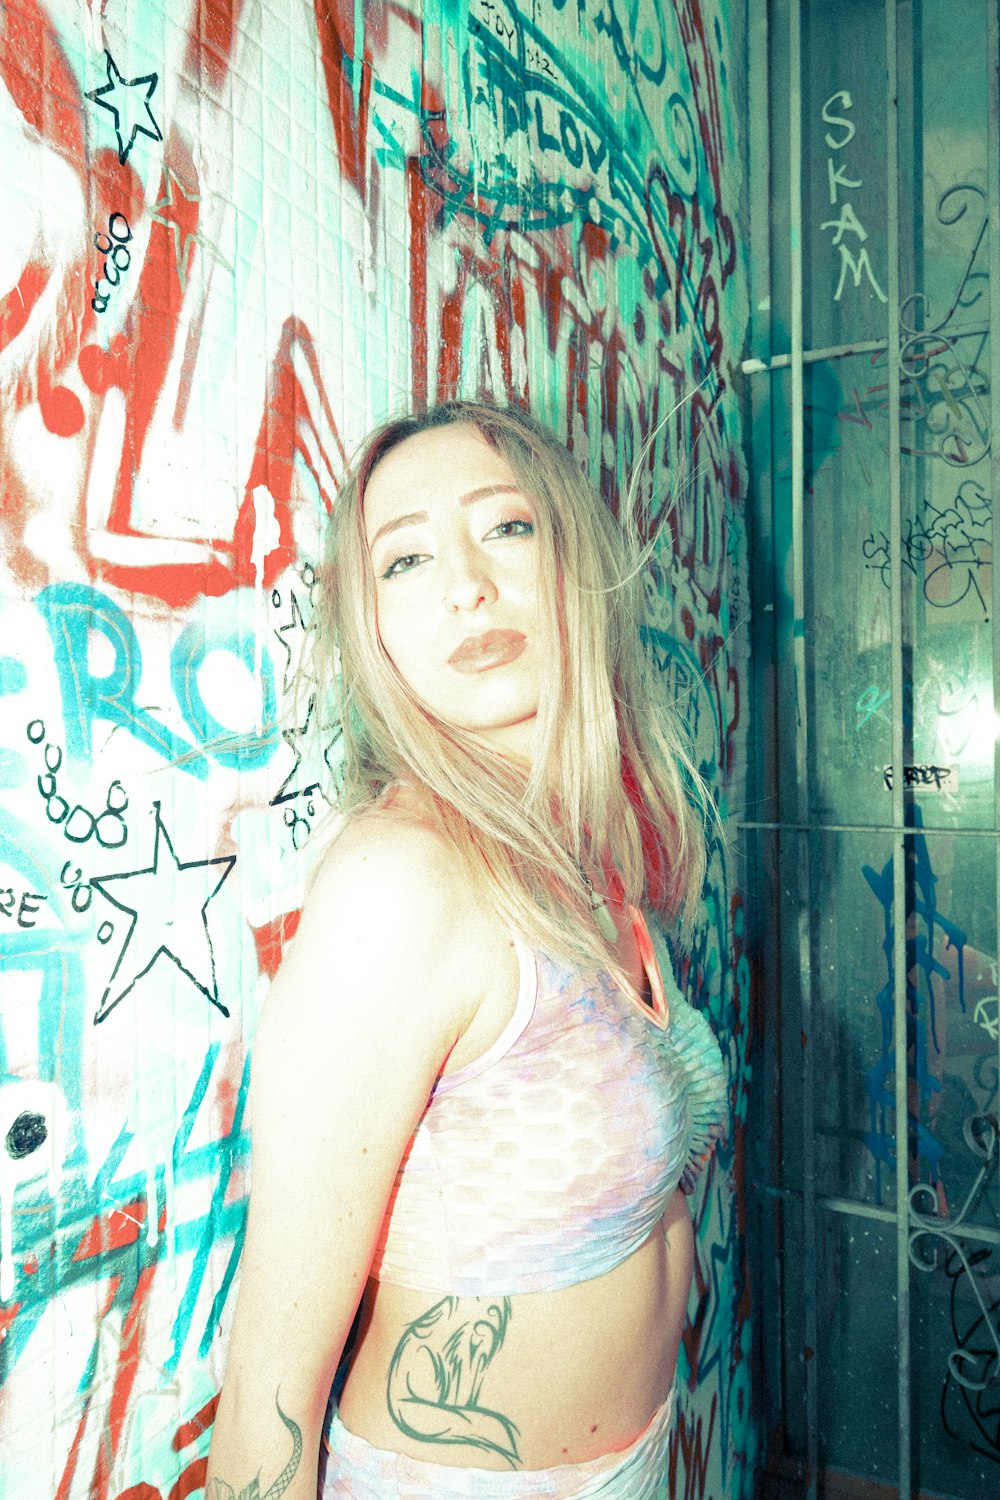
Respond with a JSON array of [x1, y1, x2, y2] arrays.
[[442, 548, 499, 613]]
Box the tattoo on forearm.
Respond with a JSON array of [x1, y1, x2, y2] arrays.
[[207, 1395, 303, 1499], [386, 1295, 521, 1467]]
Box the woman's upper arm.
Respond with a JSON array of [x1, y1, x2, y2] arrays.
[[208, 819, 476, 1490]]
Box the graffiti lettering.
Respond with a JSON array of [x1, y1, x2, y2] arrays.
[[973, 995, 999, 1042], [35, 584, 279, 775], [475, 2, 517, 51], [882, 764, 959, 793], [91, 212, 132, 314], [59, 861, 95, 913], [282, 802, 315, 852], [856, 684, 891, 729], [819, 89, 887, 304], [862, 480, 993, 618], [0, 888, 48, 926]]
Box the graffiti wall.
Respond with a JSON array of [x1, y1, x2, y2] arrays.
[[0, 2, 752, 1496]]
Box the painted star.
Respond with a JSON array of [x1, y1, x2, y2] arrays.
[[271, 694, 341, 806], [90, 803, 235, 1024], [85, 49, 163, 166], [272, 588, 311, 696], [149, 166, 234, 294]]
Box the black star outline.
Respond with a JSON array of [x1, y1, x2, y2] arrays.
[[272, 588, 312, 696], [270, 694, 341, 806], [90, 801, 235, 1024], [85, 49, 163, 166], [149, 165, 235, 295]]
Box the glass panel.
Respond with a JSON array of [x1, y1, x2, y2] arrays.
[[745, 832, 807, 1471], [802, 353, 893, 827], [812, 824, 999, 1215], [750, 1, 1000, 1495], [762, 364, 798, 825], [765, 0, 792, 363], [764, 1187, 808, 1466], [907, 831, 999, 1243], [802, 0, 890, 354], [815, 1209, 899, 1482], [901, 0, 993, 837], [912, 1223, 1000, 1496], [746, 828, 804, 1196], [812, 830, 895, 1208]]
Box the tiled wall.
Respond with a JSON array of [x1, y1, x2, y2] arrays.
[[0, 2, 753, 1495]]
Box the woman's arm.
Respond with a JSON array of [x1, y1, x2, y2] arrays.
[[205, 815, 483, 1499]]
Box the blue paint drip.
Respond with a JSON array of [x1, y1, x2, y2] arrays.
[[167, 1050, 252, 1372], [862, 808, 967, 1197]]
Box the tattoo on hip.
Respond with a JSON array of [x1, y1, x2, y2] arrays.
[[386, 1295, 522, 1467]]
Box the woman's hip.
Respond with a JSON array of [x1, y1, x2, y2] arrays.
[[317, 1383, 676, 1500]]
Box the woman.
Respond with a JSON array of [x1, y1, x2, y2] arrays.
[[205, 401, 726, 1500]]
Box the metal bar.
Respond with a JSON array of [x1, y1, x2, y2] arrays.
[[987, 0, 1000, 1279], [757, 1187, 898, 1224], [755, 1186, 1000, 1248], [745, 0, 785, 1453], [737, 820, 1000, 840], [740, 319, 990, 376], [884, 3, 910, 1495], [742, 339, 888, 374], [787, 3, 818, 1494], [748, 3, 774, 370]]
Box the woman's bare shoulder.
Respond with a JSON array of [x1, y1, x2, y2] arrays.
[[266, 790, 491, 1044], [308, 791, 468, 924]]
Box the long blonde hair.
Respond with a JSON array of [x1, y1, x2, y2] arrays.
[[305, 399, 712, 978]]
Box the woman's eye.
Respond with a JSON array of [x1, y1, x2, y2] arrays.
[[487, 518, 534, 540], [382, 553, 424, 579]]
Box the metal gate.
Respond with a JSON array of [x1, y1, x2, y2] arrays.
[[745, 2, 1000, 1496]]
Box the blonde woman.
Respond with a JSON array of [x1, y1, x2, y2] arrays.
[[205, 402, 727, 1500]]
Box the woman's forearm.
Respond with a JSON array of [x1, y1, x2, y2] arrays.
[[205, 1386, 321, 1500]]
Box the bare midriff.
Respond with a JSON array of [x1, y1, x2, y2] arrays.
[[337, 1189, 694, 1471]]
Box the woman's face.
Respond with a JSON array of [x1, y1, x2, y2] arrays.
[[363, 423, 546, 761]]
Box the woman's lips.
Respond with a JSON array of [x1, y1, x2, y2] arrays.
[[448, 629, 527, 673]]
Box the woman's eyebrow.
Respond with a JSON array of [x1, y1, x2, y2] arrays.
[[458, 482, 520, 506], [368, 484, 522, 550], [369, 510, 428, 549]]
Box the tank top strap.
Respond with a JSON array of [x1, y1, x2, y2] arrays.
[[434, 930, 538, 1094]]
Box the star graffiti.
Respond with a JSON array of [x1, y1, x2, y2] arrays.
[[150, 165, 234, 294], [272, 587, 311, 696], [85, 49, 163, 166], [90, 802, 235, 1024], [271, 694, 341, 806]]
